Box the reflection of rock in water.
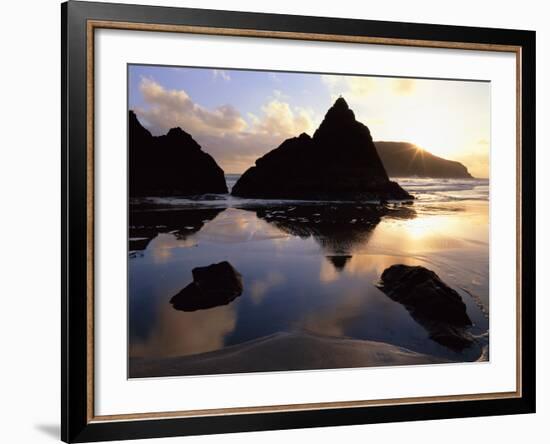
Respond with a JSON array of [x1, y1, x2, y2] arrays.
[[325, 255, 352, 272], [128, 205, 225, 252], [170, 261, 243, 311], [251, 204, 415, 270], [377, 264, 474, 351], [129, 229, 156, 251]]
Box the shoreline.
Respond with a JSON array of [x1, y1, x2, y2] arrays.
[[130, 177, 489, 210], [129, 331, 456, 379], [128, 178, 489, 377]]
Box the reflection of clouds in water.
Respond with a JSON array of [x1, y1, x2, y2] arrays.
[[146, 208, 291, 264], [320, 254, 418, 283], [130, 207, 225, 261], [150, 233, 198, 264], [195, 208, 290, 244], [319, 260, 339, 283], [129, 302, 237, 358], [346, 255, 417, 277], [249, 271, 286, 305], [300, 291, 366, 337]]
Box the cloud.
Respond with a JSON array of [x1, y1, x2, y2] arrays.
[[323, 75, 417, 99], [322, 75, 378, 98], [138, 77, 246, 136], [451, 149, 490, 179], [212, 69, 231, 82], [392, 78, 416, 95], [251, 99, 314, 137], [134, 77, 317, 173]]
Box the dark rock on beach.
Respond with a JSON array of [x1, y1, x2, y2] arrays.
[[378, 265, 472, 325], [377, 264, 474, 350], [375, 141, 473, 178], [231, 97, 412, 200], [170, 261, 243, 311], [129, 111, 228, 196]]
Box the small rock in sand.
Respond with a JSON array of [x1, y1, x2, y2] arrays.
[[170, 261, 243, 312], [377, 264, 473, 350]]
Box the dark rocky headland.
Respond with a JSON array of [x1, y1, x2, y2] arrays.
[[375, 141, 473, 178], [231, 97, 412, 200], [129, 110, 228, 196]]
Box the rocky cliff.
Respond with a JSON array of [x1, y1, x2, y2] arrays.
[[231, 97, 412, 200], [375, 141, 473, 178], [129, 111, 228, 196]]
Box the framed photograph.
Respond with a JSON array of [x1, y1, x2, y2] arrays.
[[62, 1, 536, 442]]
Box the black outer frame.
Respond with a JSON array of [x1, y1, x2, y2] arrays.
[[61, 1, 536, 442]]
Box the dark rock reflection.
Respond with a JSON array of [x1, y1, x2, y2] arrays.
[[249, 203, 416, 271], [129, 204, 225, 251]]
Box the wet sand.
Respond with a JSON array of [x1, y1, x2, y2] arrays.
[[129, 331, 449, 378], [128, 178, 489, 378]]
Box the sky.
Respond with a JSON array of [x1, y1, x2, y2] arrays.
[[129, 65, 490, 178]]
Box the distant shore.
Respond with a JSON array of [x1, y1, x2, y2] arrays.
[[129, 331, 452, 378]]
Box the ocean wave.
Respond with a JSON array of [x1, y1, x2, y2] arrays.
[[131, 195, 386, 209], [395, 178, 488, 191], [131, 177, 489, 208], [393, 178, 489, 203]]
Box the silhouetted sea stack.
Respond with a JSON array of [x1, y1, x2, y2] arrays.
[[129, 111, 228, 196], [374, 141, 473, 178], [231, 97, 412, 200]]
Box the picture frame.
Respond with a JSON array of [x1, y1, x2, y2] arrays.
[[61, 1, 536, 442]]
